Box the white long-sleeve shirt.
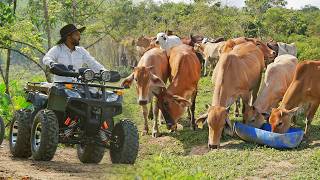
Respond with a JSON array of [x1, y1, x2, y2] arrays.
[[42, 44, 106, 82]]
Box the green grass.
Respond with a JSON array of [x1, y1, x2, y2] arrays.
[[110, 75, 320, 179]]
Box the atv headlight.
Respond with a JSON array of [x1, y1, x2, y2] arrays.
[[101, 70, 111, 81], [64, 89, 81, 98], [83, 69, 95, 81], [106, 92, 119, 102]]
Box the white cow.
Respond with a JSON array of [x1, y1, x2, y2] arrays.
[[278, 42, 297, 57], [267, 41, 297, 57], [155, 32, 182, 56], [194, 41, 226, 76]]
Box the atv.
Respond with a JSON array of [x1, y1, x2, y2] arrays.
[[9, 63, 139, 164], [0, 116, 4, 145]]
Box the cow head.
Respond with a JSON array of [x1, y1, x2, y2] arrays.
[[207, 106, 229, 149], [193, 43, 205, 54], [120, 66, 166, 105], [136, 36, 158, 56], [154, 88, 191, 131], [269, 107, 299, 133], [244, 106, 265, 128], [221, 39, 236, 53], [267, 40, 279, 57], [155, 32, 168, 46], [249, 39, 276, 63]]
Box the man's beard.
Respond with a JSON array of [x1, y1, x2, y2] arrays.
[[73, 40, 80, 46]]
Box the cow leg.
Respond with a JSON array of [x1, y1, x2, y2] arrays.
[[234, 97, 241, 117], [148, 100, 154, 120], [190, 90, 198, 130], [304, 103, 319, 136], [241, 93, 251, 124], [152, 99, 161, 138], [204, 58, 209, 76], [141, 105, 149, 135], [251, 74, 262, 105]]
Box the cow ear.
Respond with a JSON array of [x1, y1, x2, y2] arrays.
[[120, 73, 134, 89], [172, 95, 191, 107], [150, 74, 166, 88]]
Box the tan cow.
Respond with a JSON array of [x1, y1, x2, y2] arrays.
[[269, 60, 320, 135], [246, 54, 298, 128], [197, 39, 276, 149], [194, 41, 226, 76], [154, 44, 201, 131], [121, 48, 169, 137]]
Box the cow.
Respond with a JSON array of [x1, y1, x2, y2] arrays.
[[181, 34, 205, 47], [195, 37, 259, 77], [155, 32, 182, 56], [196, 39, 276, 149], [267, 40, 297, 57], [245, 54, 298, 128], [194, 41, 226, 76], [269, 60, 320, 135], [153, 44, 201, 131], [135, 36, 158, 57], [120, 48, 170, 137]]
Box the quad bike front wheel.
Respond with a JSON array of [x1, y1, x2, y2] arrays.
[[110, 119, 139, 164], [9, 110, 32, 158], [0, 116, 4, 145], [77, 141, 105, 164], [31, 109, 59, 161]]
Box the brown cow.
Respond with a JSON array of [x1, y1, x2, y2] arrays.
[[154, 44, 201, 131], [246, 54, 298, 128], [120, 48, 169, 137], [269, 60, 320, 134], [197, 39, 276, 149], [135, 36, 158, 57]]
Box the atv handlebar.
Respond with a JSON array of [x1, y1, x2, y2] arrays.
[[49, 63, 79, 77], [49, 63, 121, 82]]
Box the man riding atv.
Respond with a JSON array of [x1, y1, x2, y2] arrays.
[[43, 24, 105, 82], [8, 24, 139, 164]]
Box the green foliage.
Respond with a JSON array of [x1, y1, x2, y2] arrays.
[[0, 80, 30, 124], [0, 2, 15, 26]]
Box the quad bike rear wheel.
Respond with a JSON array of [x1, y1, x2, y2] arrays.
[[0, 116, 4, 145], [9, 110, 32, 158], [110, 119, 139, 164], [31, 109, 59, 161]]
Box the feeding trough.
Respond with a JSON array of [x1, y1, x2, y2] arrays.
[[234, 122, 304, 149]]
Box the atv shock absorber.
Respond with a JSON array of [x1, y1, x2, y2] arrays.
[[99, 121, 109, 143], [64, 117, 78, 138]]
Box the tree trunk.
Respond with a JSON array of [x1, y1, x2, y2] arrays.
[[43, 0, 52, 50], [5, 49, 11, 95], [72, 0, 77, 24]]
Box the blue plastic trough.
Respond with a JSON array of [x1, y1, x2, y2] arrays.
[[234, 122, 304, 149]]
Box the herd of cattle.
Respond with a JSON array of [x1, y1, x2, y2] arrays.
[[121, 32, 320, 149]]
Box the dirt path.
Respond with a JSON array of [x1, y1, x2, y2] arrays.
[[0, 140, 122, 180]]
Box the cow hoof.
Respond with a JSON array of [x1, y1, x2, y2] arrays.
[[208, 144, 218, 150], [302, 134, 310, 142], [190, 125, 197, 131], [152, 131, 160, 138], [141, 130, 149, 136]]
